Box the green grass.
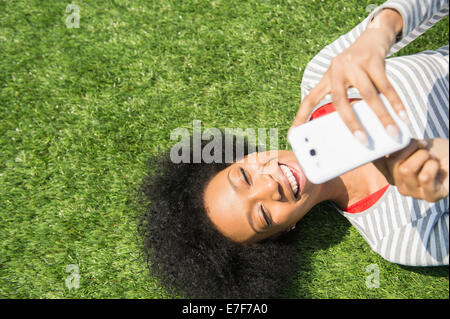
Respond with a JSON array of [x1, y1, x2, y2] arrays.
[[0, 0, 448, 299]]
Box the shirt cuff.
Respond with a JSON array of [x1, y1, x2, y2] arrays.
[[366, 1, 411, 44]]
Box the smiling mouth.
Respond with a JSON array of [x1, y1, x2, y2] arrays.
[[279, 164, 299, 197]]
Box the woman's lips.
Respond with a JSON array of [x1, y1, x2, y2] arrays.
[[280, 164, 299, 196], [280, 161, 306, 200]]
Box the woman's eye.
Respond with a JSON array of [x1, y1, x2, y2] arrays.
[[260, 205, 272, 227], [240, 167, 250, 185]]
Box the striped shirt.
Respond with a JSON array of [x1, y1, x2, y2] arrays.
[[301, 0, 449, 266]]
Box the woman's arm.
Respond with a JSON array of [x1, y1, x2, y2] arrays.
[[293, 0, 449, 144], [374, 0, 450, 56], [300, 0, 449, 101], [294, 9, 405, 147]]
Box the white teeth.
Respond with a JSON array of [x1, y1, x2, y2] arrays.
[[280, 164, 298, 195]]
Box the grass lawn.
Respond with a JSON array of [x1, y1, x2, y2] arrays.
[[0, 0, 448, 299]]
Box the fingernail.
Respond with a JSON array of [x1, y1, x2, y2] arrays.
[[399, 110, 409, 123], [386, 124, 400, 143], [353, 130, 370, 148]]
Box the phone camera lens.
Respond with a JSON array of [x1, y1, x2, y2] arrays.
[[310, 149, 316, 156]]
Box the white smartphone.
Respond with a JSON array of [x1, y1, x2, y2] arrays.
[[287, 95, 412, 184]]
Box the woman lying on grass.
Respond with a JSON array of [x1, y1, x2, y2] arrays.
[[140, 0, 449, 298]]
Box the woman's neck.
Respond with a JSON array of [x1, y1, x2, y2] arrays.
[[321, 163, 389, 210]]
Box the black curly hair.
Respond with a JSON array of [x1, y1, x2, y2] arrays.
[[139, 131, 300, 298]]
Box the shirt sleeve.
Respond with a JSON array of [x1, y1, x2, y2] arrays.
[[376, 198, 449, 266], [338, 190, 449, 267], [301, 0, 449, 104], [369, 0, 449, 56]]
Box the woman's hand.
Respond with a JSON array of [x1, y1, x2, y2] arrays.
[[291, 9, 406, 146], [374, 139, 449, 202]]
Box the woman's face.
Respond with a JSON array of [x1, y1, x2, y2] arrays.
[[204, 150, 321, 243]]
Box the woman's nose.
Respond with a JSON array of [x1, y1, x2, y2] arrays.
[[253, 162, 282, 201], [271, 184, 282, 201]]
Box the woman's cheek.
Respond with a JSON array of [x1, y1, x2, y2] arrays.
[[271, 204, 297, 226]]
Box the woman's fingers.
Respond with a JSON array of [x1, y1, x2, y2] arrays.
[[291, 54, 407, 149], [419, 159, 443, 202], [387, 139, 427, 163], [399, 148, 430, 176], [330, 69, 370, 146], [374, 139, 428, 193], [419, 158, 448, 202], [353, 68, 400, 142], [376, 139, 448, 202], [367, 59, 409, 123], [395, 148, 431, 196], [375, 139, 419, 184]]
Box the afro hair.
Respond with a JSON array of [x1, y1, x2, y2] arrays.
[[139, 131, 300, 298]]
